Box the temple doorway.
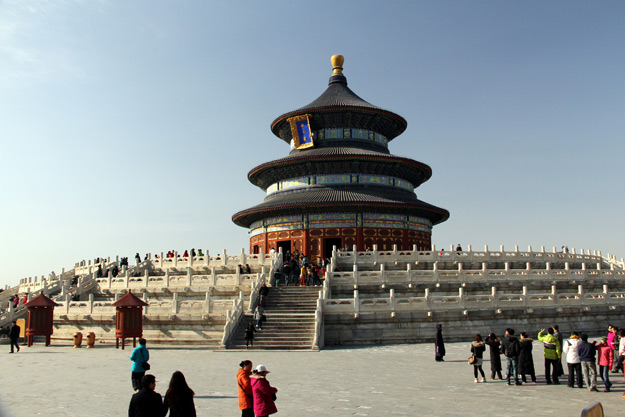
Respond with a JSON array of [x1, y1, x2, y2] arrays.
[[277, 240, 291, 257], [323, 238, 342, 260]]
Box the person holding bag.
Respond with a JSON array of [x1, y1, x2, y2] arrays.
[[130, 338, 150, 391], [470, 334, 487, 383], [237, 360, 254, 417]]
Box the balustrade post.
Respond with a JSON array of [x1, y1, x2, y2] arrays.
[[392, 245, 398, 263], [578, 284, 583, 295], [546, 262, 551, 271], [390, 288, 396, 317], [431, 243, 436, 252], [526, 262, 531, 271], [597, 262, 602, 271], [187, 268, 192, 286], [353, 290, 360, 318], [406, 262, 412, 286], [222, 249, 228, 266], [468, 244, 472, 252], [372, 245, 378, 264], [380, 263, 386, 288], [172, 293, 178, 314], [459, 286, 465, 309], [144, 269, 149, 287], [174, 251, 178, 267], [425, 288, 430, 309], [353, 264, 359, 289], [500, 245, 504, 252], [189, 252, 194, 267], [211, 267, 216, 287], [89, 293, 94, 314], [484, 244, 488, 252], [240, 248, 247, 265]]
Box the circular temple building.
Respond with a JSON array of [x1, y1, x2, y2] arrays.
[[232, 55, 449, 261]]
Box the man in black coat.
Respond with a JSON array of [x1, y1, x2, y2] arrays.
[[9, 320, 20, 353], [501, 328, 522, 385], [129, 374, 164, 417]]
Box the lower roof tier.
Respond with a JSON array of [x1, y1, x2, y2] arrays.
[[232, 185, 449, 227]]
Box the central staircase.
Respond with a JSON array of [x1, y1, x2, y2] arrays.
[[227, 286, 320, 350]]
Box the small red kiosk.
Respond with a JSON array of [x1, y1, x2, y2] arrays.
[[112, 291, 148, 350], [24, 293, 60, 347]]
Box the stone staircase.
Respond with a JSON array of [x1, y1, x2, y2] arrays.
[[227, 286, 320, 350]]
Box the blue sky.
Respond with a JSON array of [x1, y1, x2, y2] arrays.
[[1, 1, 624, 287]]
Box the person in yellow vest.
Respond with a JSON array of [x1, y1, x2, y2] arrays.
[[538, 327, 562, 384]]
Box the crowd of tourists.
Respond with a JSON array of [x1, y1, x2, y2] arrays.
[[128, 338, 278, 417], [275, 250, 326, 287], [435, 323, 625, 393]]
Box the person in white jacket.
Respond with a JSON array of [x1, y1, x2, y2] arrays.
[[563, 332, 583, 388]]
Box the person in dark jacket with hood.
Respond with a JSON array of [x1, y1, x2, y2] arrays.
[[485, 332, 503, 380], [501, 328, 522, 385], [470, 334, 487, 383], [519, 332, 536, 383], [434, 324, 445, 362]]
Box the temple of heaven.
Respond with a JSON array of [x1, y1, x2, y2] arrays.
[[232, 55, 449, 261]]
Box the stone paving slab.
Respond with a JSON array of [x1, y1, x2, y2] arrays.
[[0, 341, 623, 416]]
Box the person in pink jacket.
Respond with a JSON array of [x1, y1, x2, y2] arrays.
[[597, 336, 614, 392], [250, 364, 278, 417]]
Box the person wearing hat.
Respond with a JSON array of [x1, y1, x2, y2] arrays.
[[250, 364, 278, 417], [596, 336, 614, 392]]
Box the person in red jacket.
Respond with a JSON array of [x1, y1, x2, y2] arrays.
[[237, 360, 254, 417], [596, 336, 614, 392], [250, 364, 278, 417]]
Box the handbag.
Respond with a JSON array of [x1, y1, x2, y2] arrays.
[[272, 393, 277, 401], [468, 355, 476, 365], [142, 361, 151, 370]]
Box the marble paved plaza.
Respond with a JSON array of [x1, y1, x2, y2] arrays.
[[1, 341, 623, 416]]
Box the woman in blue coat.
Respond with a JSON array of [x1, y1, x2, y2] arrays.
[[130, 338, 150, 391]]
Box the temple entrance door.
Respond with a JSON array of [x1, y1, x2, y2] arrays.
[[323, 238, 342, 260], [276, 240, 291, 257]]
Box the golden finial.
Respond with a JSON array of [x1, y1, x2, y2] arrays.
[[331, 54, 344, 76]]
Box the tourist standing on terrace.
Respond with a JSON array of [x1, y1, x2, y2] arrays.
[[617, 329, 625, 375], [135, 253, 141, 266], [434, 324, 445, 362], [538, 328, 561, 384], [563, 332, 583, 388], [502, 328, 522, 385], [237, 360, 254, 417], [128, 374, 163, 417], [164, 371, 196, 417], [485, 332, 503, 380], [596, 336, 613, 392], [9, 320, 20, 353], [577, 334, 598, 391], [553, 324, 564, 377], [251, 364, 278, 417], [259, 284, 269, 308], [518, 332, 536, 383], [470, 334, 486, 383], [130, 338, 150, 391]]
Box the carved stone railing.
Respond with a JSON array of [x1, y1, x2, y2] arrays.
[[151, 249, 273, 270], [332, 245, 622, 269], [313, 290, 324, 350], [221, 292, 245, 347], [326, 266, 625, 288], [322, 285, 625, 318]]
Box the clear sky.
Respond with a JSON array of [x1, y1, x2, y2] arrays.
[[1, 1, 624, 288]]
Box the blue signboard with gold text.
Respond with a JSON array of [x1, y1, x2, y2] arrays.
[[287, 114, 314, 149]]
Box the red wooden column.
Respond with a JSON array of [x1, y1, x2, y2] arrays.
[[112, 291, 148, 350], [24, 294, 60, 347]]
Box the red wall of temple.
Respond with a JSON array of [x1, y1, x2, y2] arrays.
[[249, 227, 431, 261]]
